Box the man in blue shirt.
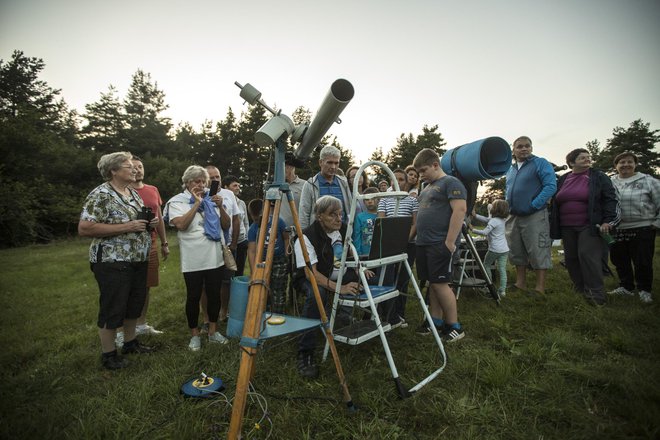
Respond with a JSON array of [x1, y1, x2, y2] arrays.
[[298, 145, 352, 230], [505, 136, 557, 295]]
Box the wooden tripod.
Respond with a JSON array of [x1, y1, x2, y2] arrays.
[[227, 149, 354, 438]]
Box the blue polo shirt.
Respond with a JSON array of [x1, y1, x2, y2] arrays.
[[317, 175, 347, 223]]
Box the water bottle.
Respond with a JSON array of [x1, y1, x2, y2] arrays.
[[597, 225, 616, 245]]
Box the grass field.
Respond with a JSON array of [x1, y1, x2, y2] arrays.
[[1, 235, 659, 439]]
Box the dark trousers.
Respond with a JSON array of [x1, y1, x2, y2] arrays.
[[235, 240, 248, 277], [610, 227, 656, 292], [561, 226, 606, 302], [380, 242, 416, 320], [183, 266, 223, 329], [298, 280, 329, 353]]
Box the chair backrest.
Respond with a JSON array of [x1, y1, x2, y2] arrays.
[[368, 216, 412, 260]]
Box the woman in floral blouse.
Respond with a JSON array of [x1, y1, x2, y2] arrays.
[[79, 151, 158, 370]]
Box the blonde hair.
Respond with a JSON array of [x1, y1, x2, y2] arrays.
[[97, 151, 133, 180]]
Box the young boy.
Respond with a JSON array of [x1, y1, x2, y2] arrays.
[[413, 148, 467, 342], [351, 186, 380, 257], [247, 199, 290, 314]]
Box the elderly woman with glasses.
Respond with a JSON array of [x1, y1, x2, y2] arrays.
[[79, 151, 159, 370], [164, 165, 229, 352], [293, 195, 373, 379]]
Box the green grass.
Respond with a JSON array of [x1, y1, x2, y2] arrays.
[[1, 236, 659, 439]]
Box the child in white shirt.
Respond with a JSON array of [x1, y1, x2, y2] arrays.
[[471, 200, 510, 297]]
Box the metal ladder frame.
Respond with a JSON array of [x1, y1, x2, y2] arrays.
[[322, 160, 448, 397]]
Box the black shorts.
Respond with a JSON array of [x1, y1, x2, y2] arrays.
[[93, 261, 148, 329], [416, 243, 455, 284]]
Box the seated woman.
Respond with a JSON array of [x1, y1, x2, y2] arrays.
[[165, 165, 229, 351], [293, 196, 372, 379], [550, 148, 620, 305]]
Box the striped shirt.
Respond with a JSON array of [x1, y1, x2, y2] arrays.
[[377, 195, 419, 217]]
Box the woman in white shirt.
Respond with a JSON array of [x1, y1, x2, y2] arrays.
[[165, 166, 229, 351]]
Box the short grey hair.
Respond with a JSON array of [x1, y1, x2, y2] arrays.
[[319, 145, 341, 161], [314, 195, 342, 217], [181, 165, 209, 189], [97, 151, 133, 180]]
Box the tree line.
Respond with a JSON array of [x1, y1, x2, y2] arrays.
[[1, 50, 658, 247]]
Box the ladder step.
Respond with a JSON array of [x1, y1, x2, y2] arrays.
[[338, 286, 398, 307], [333, 320, 391, 345], [455, 277, 487, 287]]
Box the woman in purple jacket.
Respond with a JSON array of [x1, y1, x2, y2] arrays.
[[550, 148, 620, 305]]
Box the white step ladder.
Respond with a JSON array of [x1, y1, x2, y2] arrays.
[[322, 161, 447, 398]]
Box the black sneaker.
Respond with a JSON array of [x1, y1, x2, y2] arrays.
[[121, 339, 155, 354], [443, 326, 465, 343], [296, 351, 319, 379], [416, 321, 431, 335], [388, 314, 403, 329], [101, 350, 128, 370]]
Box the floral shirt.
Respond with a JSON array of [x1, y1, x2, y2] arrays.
[[80, 182, 151, 263]]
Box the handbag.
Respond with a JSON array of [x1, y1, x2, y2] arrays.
[[220, 233, 238, 271], [222, 245, 238, 271]]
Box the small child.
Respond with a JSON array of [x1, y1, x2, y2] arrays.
[[247, 199, 290, 314], [470, 200, 510, 297], [352, 186, 380, 257]]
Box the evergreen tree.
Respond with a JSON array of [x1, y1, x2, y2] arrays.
[[80, 85, 126, 153], [593, 119, 659, 177], [122, 69, 173, 158], [236, 104, 270, 201], [387, 124, 447, 170], [0, 50, 91, 246]]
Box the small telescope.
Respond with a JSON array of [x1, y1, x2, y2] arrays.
[[235, 79, 354, 161]]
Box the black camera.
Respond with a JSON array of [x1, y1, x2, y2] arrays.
[[137, 206, 155, 231]]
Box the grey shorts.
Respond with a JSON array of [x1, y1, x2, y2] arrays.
[[505, 209, 553, 270]]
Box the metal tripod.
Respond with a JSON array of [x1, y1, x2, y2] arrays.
[[459, 222, 501, 304]]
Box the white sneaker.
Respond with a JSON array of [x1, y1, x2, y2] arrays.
[[136, 324, 164, 336], [639, 290, 653, 304], [188, 335, 201, 351], [208, 332, 229, 345], [115, 331, 124, 348], [608, 287, 633, 296]]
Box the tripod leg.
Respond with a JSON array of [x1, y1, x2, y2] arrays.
[[462, 225, 500, 304], [228, 198, 279, 438], [287, 194, 355, 409]]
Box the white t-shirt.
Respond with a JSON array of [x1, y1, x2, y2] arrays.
[[294, 229, 345, 281], [217, 187, 240, 245], [166, 190, 224, 273]]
